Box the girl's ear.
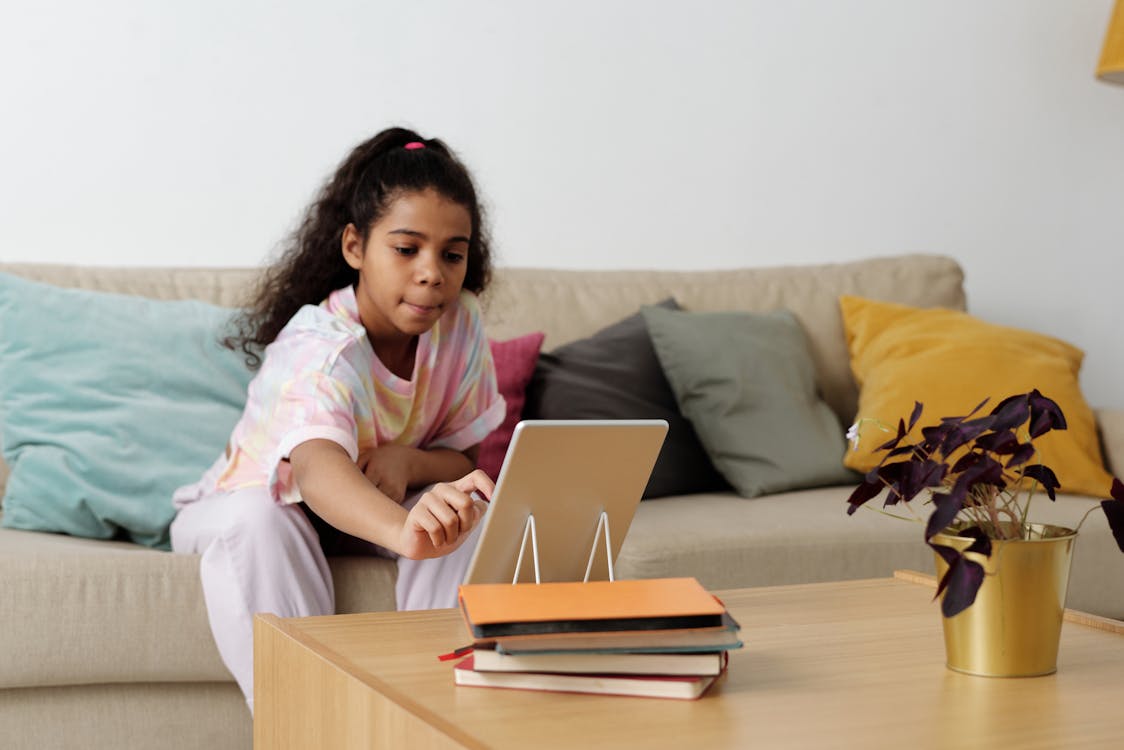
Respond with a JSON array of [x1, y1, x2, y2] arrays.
[[341, 223, 365, 270]]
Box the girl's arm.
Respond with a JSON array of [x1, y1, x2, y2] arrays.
[[289, 439, 491, 559], [408, 445, 478, 485], [358, 444, 478, 503]]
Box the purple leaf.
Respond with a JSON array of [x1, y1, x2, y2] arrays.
[[846, 479, 884, 515], [921, 424, 946, 441], [908, 401, 924, 432], [929, 541, 986, 616], [959, 526, 993, 557], [875, 462, 905, 482], [877, 418, 908, 452], [1029, 413, 1057, 439], [919, 425, 947, 457], [940, 557, 985, 618], [874, 462, 906, 506], [926, 461, 1003, 539], [884, 445, 916, 459], [990, 394, 1031, 432], [932, 543, 960, 598], [1100, 498, 1124, 553], [925, 489, 964, 541], [974, 430, 1019, 455], [1110, 476, 1124, 503], [1023, 464, 1060, 500], [898, 459, 948, 505], [961, 397, 991, 420], [951, 451, 985, 474], [938, 417, 996, 455], [954, 455, 1005, 490], [1005, 443, 1036, 469], [1027, 389, 1067, 438], [923, 468, 996, 539]]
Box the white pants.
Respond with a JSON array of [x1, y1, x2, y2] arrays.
[[169, 486, 484, 712]]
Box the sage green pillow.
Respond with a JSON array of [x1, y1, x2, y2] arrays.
[[641, 305, 855, 498], [0, 273, 252, 549]]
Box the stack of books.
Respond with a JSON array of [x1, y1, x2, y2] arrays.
[[452, 577, 741, 700]]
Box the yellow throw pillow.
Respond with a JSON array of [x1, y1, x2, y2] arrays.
[[840, 295, 1112, 498]]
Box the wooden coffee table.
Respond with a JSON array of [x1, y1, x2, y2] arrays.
[[253, 572, 1124, 748]]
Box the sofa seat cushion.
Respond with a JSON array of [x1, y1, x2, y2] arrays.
[[0, 518, 397, 689], [1, 682, 251, 750], [616, 488, 1124, 620]]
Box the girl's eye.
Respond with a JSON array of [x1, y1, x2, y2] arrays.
[[444, 251, 466, 264], [395, 246, 418, 256]]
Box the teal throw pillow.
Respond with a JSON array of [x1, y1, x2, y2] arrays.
[[0, 273, 252, 549], [641, 305, 855, 498]]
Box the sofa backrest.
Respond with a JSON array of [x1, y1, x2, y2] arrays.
[[0, 254, 966, 498], [482, 254, 965, 424]]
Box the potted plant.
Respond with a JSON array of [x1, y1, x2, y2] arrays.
[[846, 389, 1124, 676]]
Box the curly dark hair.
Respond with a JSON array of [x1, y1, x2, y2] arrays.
[[225, 127, 494, 368]]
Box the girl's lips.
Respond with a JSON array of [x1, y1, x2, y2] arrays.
[[404, 302, 439, 316]]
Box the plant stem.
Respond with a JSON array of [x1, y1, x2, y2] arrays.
[[1020, 469, 1037, 532], [1017, 436, 1040, 533], [860, 505, 924, 525], [1074, 503, 1104, 533]]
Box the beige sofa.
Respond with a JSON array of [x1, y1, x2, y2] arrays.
[[2, 254, 1122, 750]]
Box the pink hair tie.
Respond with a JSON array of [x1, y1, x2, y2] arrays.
[[404, 141, 425, 150]]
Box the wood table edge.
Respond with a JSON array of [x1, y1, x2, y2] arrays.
[[254, 613, 490, 750]]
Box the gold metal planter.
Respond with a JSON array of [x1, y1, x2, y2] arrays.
[[932, 523, 1077, 677]]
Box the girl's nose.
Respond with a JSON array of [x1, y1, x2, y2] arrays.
[[416, 252, 443, 286]]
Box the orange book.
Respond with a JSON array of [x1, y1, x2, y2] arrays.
[[458, 577, 726, 639]]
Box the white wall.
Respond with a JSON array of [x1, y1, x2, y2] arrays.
[[2, 1, 1123, 407]]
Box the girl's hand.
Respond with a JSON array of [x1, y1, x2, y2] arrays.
[[357, 445, 417, 503], [397, 470, 494, 560]]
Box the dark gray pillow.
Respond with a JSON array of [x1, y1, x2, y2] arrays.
[[641, 305, 857, 498], [524, 299, 730, 499]]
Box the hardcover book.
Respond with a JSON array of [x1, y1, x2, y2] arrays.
[[458, 577, 727, 639], [490, 612, 742, 653]]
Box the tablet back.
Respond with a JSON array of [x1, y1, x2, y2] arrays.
[[462, 419, 668, 585]]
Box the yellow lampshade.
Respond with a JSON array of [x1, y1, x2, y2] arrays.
[[1099, 0, 1124, 83]]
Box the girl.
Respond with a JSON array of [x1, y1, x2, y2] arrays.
[[170, 127, 505, 712]]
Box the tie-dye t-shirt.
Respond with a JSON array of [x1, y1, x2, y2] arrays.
[[182, 284, 505, 506]]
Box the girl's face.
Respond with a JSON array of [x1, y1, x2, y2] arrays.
[[342, 188, 472, 344]]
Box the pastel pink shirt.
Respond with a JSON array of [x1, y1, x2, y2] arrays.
[[176, 285, 505, 507]]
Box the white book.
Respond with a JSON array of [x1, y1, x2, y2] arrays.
[[453, 656, 719, 700], [472, 648, 726, 676]]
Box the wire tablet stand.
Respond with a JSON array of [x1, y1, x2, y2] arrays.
[[510, 510, 615, 584]]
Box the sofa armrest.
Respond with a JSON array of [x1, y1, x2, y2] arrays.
[[1096, 409, 1124, 478]]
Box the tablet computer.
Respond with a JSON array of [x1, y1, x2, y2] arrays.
[[462, 419, 668, 585]]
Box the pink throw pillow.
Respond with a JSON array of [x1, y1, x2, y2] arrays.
[[477, 332, 546, 479]]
